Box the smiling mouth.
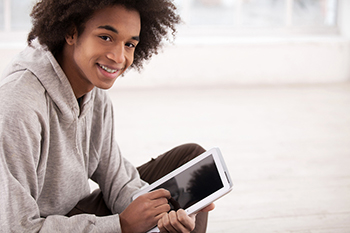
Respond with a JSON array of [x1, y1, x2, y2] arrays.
[[98, 64, 119, 74]]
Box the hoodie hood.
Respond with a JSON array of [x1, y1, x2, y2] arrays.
[[1, 40, 94, 120]]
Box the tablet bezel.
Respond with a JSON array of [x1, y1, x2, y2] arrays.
[[133, 147, 233, 215]]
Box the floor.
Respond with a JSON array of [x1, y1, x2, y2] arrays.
[[106, 82, 350, 233]]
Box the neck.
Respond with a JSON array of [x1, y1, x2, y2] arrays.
[[55, 44, 93, 99]]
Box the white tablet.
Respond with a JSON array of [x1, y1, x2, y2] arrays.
[[133, 147, 233, 232]]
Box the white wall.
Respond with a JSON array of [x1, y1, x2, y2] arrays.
[[116, 36, 350, 88], [0, 33, 27, 77], [114, 0, 350, 88], [1, 0, 350, 88], [338, 0, 350, 38]]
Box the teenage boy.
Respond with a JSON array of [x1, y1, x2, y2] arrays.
[[0, 0, 214, 232]]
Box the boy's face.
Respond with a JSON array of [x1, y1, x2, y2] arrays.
[[63, 5, 141, 96]]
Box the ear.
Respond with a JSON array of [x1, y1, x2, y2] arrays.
[[65, 27, 78, 45]]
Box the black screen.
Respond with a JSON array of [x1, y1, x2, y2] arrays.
[[151, 154, 223, 211]]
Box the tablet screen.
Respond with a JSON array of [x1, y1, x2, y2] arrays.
[[150, 154, 224, 211]]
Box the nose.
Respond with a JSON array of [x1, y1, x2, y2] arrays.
[[106, 43, 126, 64]]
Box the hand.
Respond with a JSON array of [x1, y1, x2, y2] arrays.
[[198, 203, 215, 213], [157, 203, 215, 233], [119, 189, 171, 233]]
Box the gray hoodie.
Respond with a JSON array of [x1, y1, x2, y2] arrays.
[[0, 41, 145, 232]]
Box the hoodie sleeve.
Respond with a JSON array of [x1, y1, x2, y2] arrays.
[[0, 74, 122, 232], [89, 91, 146, 215]]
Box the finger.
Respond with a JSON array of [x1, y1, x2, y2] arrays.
[[155, 212, 167, 225], [159, 212, 177, 233], [172, 209, 195, 232], [154, 203, 171, 218], [148, 189, 171, 200], [158, 216, 168, 233], [133, 195, 169, 217], [199, 203, 215, 212], [152, 196, 170, 208]]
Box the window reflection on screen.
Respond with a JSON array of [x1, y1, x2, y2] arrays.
[[151, 154, 223, 211]]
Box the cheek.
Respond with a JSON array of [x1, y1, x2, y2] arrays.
[[75, 40, 97, 62], [74, 47, 89, 66], [73, 49, 98, 78], [126, 52, 135, 67]]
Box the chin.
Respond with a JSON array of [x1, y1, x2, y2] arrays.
[[97, 81, 116, 90], [97, 85, 114, 90]]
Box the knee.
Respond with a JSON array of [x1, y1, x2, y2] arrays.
[[181, 143, 206, 157], [187, 143, 205, 152]]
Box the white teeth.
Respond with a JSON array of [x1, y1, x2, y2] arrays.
[[100, 65, 117, 73]]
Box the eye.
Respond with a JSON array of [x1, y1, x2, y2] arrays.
[[99, 36, 111, 42], [125, 42, 136, 48]]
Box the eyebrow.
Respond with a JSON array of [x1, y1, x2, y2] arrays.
[[98, 25, 140, 41]]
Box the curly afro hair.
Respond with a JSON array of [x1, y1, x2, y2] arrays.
[[27, 0, 181, 71]]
